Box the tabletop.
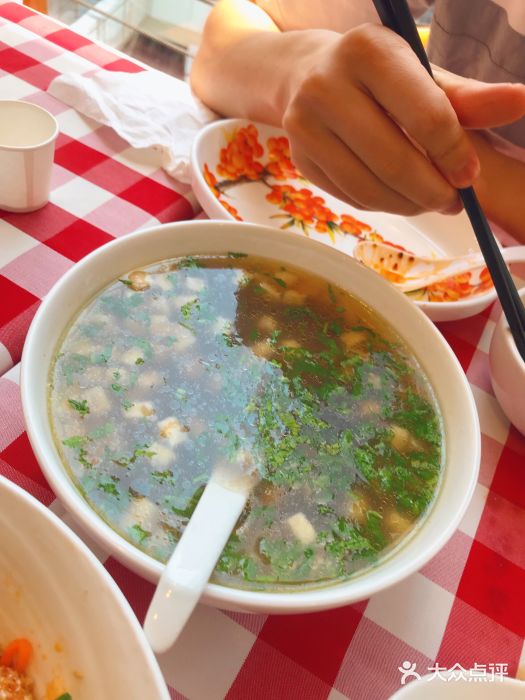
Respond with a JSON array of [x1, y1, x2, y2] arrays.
[[0, 3, 524, 699]]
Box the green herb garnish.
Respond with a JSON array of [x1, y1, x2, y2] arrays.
[[67, 399, 89, 416], [62, 435, 88, 449]]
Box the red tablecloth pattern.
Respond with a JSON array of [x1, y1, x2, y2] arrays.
[[0, 0, 195, 375], [0, 3, 524, 699]]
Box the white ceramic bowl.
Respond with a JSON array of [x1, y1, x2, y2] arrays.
[[0, 476, 169, 700], [489, 289, 525, 436], [21, 220, 480, 614]]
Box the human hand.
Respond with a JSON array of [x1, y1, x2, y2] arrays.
[[281, 23, 525, 215]]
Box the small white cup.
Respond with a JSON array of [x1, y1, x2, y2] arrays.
[[0, 100, 59, 213]]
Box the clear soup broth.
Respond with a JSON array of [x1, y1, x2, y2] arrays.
[[49, 254, 443, 591]]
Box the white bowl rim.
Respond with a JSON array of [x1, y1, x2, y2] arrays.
[[0, 475, 170, 699], [21, 219, 480, 613], [0, 99, 59, 151], [492, 287, 525, 366]]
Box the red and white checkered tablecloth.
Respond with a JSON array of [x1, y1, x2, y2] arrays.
[[0, 0, 196, 375], [0, 3, 524, 699]]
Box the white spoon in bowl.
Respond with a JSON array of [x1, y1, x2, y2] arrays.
[[354, 241, 525, 293], [144, 454, 257, 654]]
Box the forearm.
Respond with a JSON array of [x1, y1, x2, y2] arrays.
[[191, 0, 525, 218], [191, 0, 334, 124], [472, 133, 525, 244]]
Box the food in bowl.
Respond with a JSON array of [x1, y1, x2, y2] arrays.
[[0, 638, 34, 700], [22, 220, 480, 614], [49, 253, 442, 591], [0, 638, 71, 700], [0, 476, 170, 699]]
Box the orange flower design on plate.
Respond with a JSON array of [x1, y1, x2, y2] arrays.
[[216, 123, 264, 181], [202, 124, 494, 302], [266, 136, 300, 181], [203, 124, 370, 242], [203, 163, 242, 221]]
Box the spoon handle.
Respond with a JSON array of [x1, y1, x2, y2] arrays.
[[396, 246, 525, 293], [144, 479, 247, 654]]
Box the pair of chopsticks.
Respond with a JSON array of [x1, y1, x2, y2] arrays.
[[372, 0, 525, 362]]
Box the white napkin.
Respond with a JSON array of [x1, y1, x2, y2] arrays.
[[48, 69, 218, 183]]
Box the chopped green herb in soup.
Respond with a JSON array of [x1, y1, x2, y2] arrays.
[[49, 255, 442, 591]]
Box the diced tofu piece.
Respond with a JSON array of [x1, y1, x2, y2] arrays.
[[149, 441, 174, 468], [186, 276, 205, 292], [279, 338, 301, 349], [69, 339, 93, 355], [390, 425, 411, 452], [82, 386, 111, 414], [250, 340, 273, 358], [186, 360, 205, 378], [341, 330, 368, 350], [213, 451, 255, 490], [386, 509, 413, 535], [259, 280, 282, 300], [125, 401, 155, 418], [277, 271, 297, 286], [287, 512, 316, 545], [173, 325, 196, 353], [257, 315, 278, 333], [390, 425, 424, 453], [87, 312, 110, 326], [151, 274, 173, 291], [137, 370, 162, 389], [360, 400, 381, 416], [282, 290, 306, 305], [82, 367, 107, 385], [125, 318, 146, 335], [122, 347, 145, 365], [348, 494, 368, 524], [158, 417, 189, 446], [150, 314, 174, 335], [121, 496, 159, 532], [151, 295, 170, 314]]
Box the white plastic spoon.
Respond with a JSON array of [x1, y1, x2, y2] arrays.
[[354, 241, 525, 293], [144, 455, 257, 654]]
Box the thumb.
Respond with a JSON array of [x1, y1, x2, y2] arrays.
[[434, 65, 525, 129]]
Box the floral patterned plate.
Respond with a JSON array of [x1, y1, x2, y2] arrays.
[[191, 119, 498, 322]]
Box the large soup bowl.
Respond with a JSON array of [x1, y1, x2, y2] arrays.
[[21, 220, 480, 614]]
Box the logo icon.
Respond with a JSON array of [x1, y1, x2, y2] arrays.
[[398, 661, 422, 685]]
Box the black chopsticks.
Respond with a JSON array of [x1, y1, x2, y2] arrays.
[[372, 0, 525, 362]]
